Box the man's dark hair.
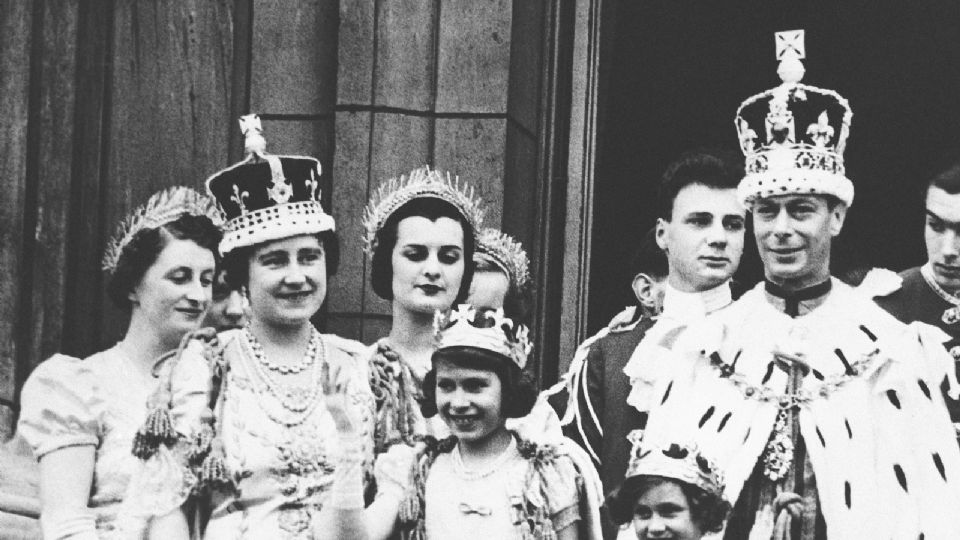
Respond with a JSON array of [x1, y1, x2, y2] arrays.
[[420, 346, 537, 419], [657, 149, 744, 220], [926, 156, 960, 197], [630, 227, 668, 280]]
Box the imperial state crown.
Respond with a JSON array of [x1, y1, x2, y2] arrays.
[[735, 30, 854, 207]]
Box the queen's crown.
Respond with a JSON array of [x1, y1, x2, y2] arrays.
[[205, 115, 334, 254]]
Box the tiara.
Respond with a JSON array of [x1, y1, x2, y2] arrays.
[[361, 166, 485, 256], [735, 30, 854, 207], [102, 186, 223, 273], [206, 115, 335, 254], [475, 228, 531, 291], [624, 430, 725, 498], [434, 304, 532, 370]]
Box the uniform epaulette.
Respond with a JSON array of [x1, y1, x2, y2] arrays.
[[606, 306, 643, 334]]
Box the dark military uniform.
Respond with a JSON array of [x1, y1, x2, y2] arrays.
[[876, 265, 960, 420]]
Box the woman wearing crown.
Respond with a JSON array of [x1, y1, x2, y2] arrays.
[[17, 186, 222, 538], [126, 116, 386, 539], [316, 304, 603, 539], [362, 167, 486, 452], [468, 228, 531, 322]]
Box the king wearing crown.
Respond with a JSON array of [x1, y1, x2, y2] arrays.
[[639, 31, 960, 539]]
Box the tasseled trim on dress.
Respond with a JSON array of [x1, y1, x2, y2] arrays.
[[369, 340, 423, 452]]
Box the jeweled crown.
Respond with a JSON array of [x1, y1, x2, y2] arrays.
[[362, 166, 485, 256], [475, 228, 531, 291], [206, 114, 335, 254], [735, 30, 854, 207], [624, 430, 725, 498], [102, 186, 223, 273], [434, 304, 532, 370]]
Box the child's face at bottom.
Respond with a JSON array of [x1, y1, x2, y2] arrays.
[[435, 359, 505, 444], [632, 480, 703, 540]]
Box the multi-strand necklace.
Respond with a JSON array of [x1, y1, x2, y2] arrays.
[[243, 327, 326, 427]]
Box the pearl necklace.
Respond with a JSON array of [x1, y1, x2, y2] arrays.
[[243, 327, 326, 426], [451, 437, 516, 481], [247, 328, 319, 374]]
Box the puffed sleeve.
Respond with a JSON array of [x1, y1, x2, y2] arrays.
[[18, 354, 103, 459], [540, 454, 582, 530]]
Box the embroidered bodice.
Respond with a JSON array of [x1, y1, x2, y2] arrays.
[[401, 434, 582, 540], [203, 331, 374, 539], [127, 328, 375, 540]]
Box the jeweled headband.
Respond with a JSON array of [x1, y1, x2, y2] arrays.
[[434, 304, 532, 370], [475, 228, 531, 291], [624, 430, 725, 498], [361, 166, 485, 256], [101, 186, 223, 274]]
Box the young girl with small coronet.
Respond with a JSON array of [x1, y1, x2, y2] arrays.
[[604, 432, 730, 540]]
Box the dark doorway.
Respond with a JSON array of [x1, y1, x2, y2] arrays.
[[588, 0, 960, 333]]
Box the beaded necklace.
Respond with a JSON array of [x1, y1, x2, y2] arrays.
[[242, 327, 326, 427], [451, 436, 517, 481]]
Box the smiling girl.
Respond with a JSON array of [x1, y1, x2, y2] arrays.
[[18, 186, 221, 538], [317, 305, 601, 539], [605, 434, 730, 540]]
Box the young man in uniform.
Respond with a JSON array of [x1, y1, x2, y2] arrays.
[[551, 150, 746, 538], [876, 159, 960, 343]]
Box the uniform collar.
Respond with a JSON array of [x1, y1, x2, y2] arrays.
[[660, 281, 733, 322], [763, 278, 833, 317]]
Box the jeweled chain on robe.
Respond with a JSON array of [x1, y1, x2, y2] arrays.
[[726, 280, 832, 540]]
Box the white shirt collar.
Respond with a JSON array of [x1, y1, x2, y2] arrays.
[[660, 281, 733, 322]]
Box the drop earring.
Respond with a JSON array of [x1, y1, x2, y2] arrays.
[[241, 286, 251, 311]]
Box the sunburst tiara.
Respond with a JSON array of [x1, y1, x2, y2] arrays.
[[361, 166, 485, 255], [476, 228, 531, 291], [101, 186, 223, 274], [434, 304, 532, 370]]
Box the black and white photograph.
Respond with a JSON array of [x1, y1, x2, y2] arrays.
[[2, 1, 960, 539]]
